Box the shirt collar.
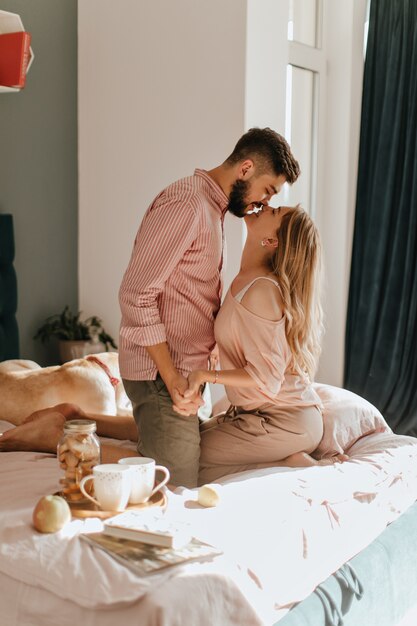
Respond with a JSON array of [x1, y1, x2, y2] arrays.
[[195, 169, 229, 214]]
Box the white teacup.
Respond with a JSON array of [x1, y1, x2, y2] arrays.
[[118, 457, 170, 505], [79, 463, 132, 511]]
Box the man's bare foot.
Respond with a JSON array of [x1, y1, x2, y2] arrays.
[[280, 451, 349, 468], [0, 413, 65, 453], [22, 403, 86, 425]]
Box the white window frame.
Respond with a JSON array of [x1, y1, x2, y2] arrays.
[[286, 0, 326, 220]]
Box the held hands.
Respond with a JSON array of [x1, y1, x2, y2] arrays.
[[186, 370, 207, 399], [169, 372, 204, 417]]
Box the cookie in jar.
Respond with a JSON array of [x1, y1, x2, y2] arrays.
[[58, 419, 100, 503]]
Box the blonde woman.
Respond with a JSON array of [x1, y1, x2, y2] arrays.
[[186, 205, 348, 485]]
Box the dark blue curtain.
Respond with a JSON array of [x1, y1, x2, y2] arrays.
[[0, 214, 19, 360], [344, 0, 417, 434]]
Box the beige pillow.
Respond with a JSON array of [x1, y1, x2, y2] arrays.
[[312, 383, 391, 459]]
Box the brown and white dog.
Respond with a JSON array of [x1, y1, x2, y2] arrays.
[[0, 353, 132, 425]]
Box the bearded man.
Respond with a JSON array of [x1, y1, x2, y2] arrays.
[[119, 127, 300, 487]]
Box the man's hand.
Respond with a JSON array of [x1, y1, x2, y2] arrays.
[[145, 342, 204, 417], [166, 372, 204, 417], [186, 370, 206, 398]]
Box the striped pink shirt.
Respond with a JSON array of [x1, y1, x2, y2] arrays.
[[119, 169, 229, 380]]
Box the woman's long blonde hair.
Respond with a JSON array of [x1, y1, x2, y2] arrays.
[[269, 206, 323, 381]]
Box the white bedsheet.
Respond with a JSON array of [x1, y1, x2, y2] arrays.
[[1, 422, 417, 626]]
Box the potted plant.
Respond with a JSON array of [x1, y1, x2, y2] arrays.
[[34, 306, 117, 363]]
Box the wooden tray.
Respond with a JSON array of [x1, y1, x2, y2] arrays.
[[55, 490, 166, 520]]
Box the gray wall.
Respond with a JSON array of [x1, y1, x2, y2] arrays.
[[0, 0, 78, 365]]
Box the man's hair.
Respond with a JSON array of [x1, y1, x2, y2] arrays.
[[225, 127, 300, 184]]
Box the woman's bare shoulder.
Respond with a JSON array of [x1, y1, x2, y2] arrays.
[[240, 275, 284, 321]]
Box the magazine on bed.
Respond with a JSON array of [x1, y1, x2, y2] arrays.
[[81, 532, 222, 576], [102, 509, 192, 548]]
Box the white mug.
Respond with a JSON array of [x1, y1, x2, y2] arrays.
[[79, 463, 132, 511], [118, 457, 170, 505]]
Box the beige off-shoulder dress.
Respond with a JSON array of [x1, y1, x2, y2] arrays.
[[199, 277, 324, 485]]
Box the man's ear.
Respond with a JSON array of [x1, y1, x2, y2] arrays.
[[237, 159, 255, 180]]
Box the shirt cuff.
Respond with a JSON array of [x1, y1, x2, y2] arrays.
[[122, 324, 167, 347]]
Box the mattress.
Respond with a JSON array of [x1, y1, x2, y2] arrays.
[[1, 424, 417, 626]]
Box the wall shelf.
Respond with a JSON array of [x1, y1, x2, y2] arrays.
[[0, 85, 20, 93], [0, 9, 34, 92]]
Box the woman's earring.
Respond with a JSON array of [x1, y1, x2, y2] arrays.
[[261, 237, 278, 248]]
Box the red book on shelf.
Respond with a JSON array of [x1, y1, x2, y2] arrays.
[[0, 31, 32, 88]]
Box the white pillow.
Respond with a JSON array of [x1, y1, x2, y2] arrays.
[[312, 383, 391, 459]]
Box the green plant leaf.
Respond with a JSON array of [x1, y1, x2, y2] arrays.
[[33, 306, 117, 348]]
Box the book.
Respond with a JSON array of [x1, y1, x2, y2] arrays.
[[103, 509, 192, 548], [0, 31, 31, 88], [81, 532, 222, 576]]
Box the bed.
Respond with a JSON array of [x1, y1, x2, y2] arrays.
[[1, 419, 417, 626], [2, 218, 417, 625]]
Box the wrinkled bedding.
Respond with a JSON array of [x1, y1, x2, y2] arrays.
[[1, 414, 417, 625]]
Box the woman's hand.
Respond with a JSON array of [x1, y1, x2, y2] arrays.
[[209, 345, 219, 370], [186, 370, 207, 398], [170, 371, 204, 417]]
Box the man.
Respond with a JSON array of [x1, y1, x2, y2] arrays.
[[119, 127, 300, 487]]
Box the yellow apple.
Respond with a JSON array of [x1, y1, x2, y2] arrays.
[[198, 484, 221, 507], [32, 495, 71, 533]]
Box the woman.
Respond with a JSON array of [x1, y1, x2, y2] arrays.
[[186, 205, 347, 485]]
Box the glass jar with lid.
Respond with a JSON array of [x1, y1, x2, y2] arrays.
[[57, 419, 101, 503]]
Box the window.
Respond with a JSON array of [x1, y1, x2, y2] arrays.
[[282, 0, 324, 218], [284, 65, 316, 212], [288, 0, 319, 47]]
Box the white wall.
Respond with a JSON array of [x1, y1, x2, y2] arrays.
[[78, 0, 247, 340], [78, 0, 367, 388], [245, 0, 288, 132], [315, 0, 367, 385]]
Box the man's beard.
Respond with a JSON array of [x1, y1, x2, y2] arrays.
[[227, 179, 251, 217]]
